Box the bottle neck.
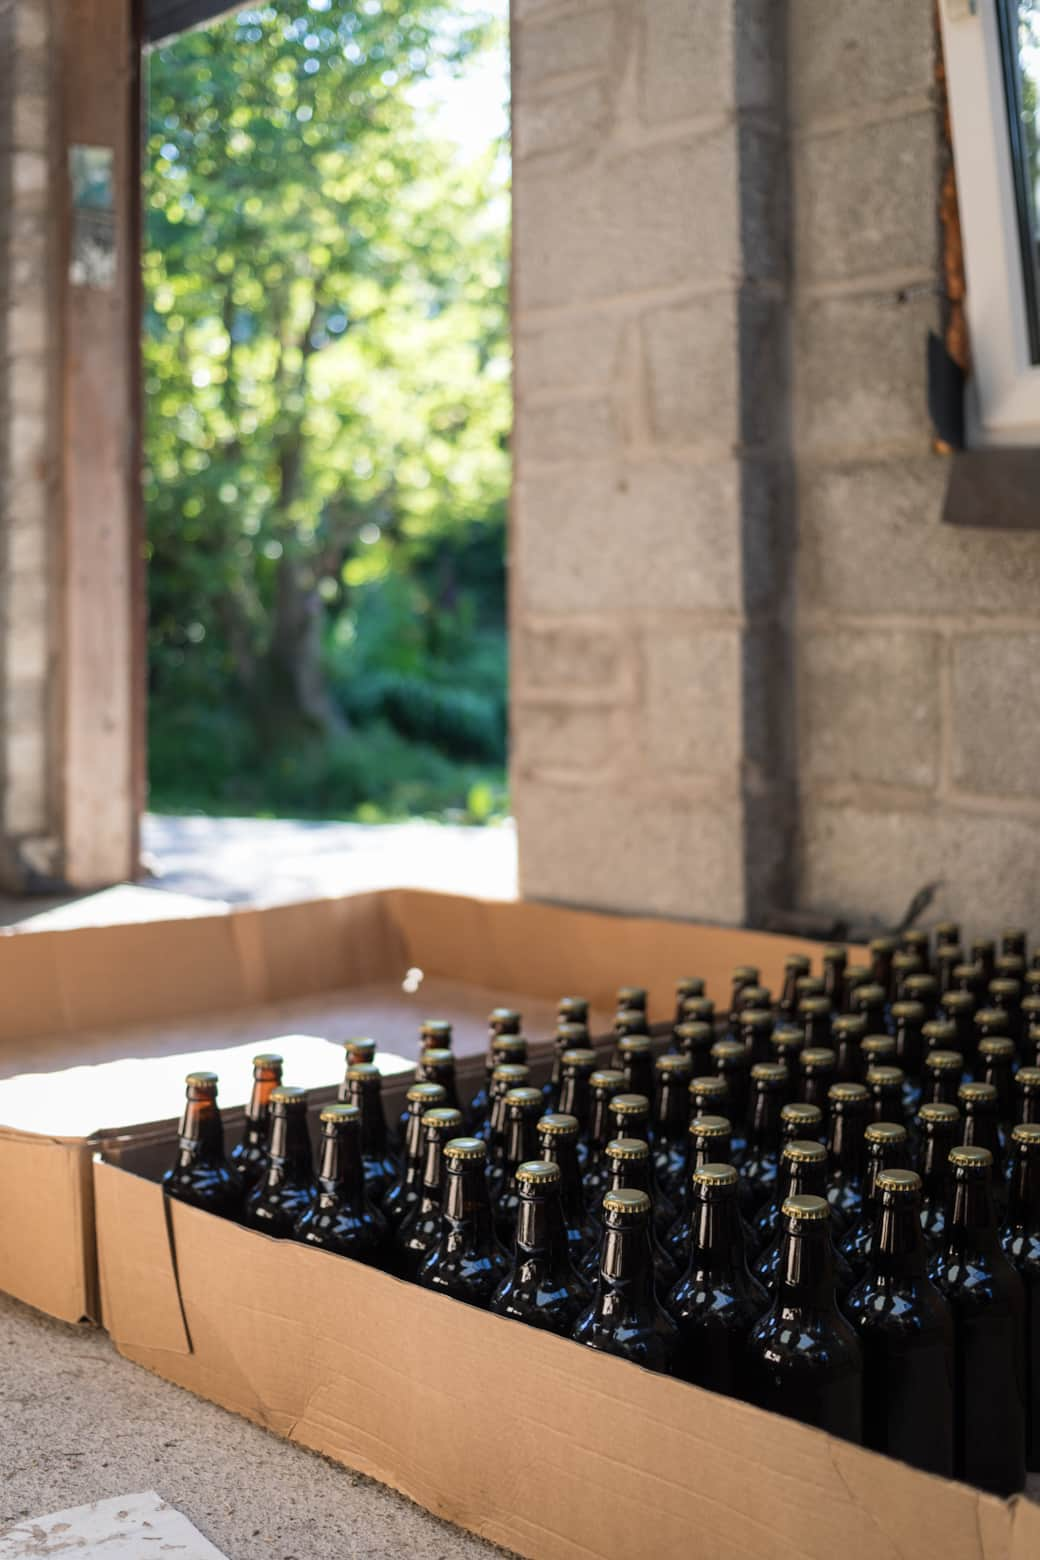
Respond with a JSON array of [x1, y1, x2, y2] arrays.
[[828, 1107, 866, 1176], [543, 1136, 584, 1206], [443, 1160, 496, 1245], [402, 1102, 427, 1169], [515, 1186, 570, 1272], [690, 1190, 743, 1277], [945, 1173, 998, 1252], [962, 1107, 1001, 1160], [610, 1155, 651, 1199], [873, 1197, 927, 1279], [268, 1109, 312, 1177], [747, 1086, 783, 1153], [894, 1018, 923, 1078], [599, 1218, 654, 1301], [558, 1073, 589, 1129], [177, 1097, 224, 1164], [587, 1090, 616, 1152], [654, 1077, 688, 1142], [351, 1084, 387, 1155], [919, 1124, 956, 1202], [317, 1126, 366, 1205], [504, 1111, 539, 1174], [777, 1223, 837, 1313], [1007, 1148, 1040, 1233], [419, 1133, 448, 1205], [245, 1073, 278, 1129]]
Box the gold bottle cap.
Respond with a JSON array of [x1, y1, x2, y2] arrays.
[[942, 989, 975, 1009], [615, 1007, 649, 1032], [444, 1137, 487, 1162], [617, 1034, 653, 1055], [693, 1163, 737, 1189], [823, 944, 846, 960], [560, 1048, 597, 1069], [1023, 996, 1040, 1016], [876, 1169, 921, 1196], [978, 1035, 1015, 1058], [538, 1112, 579, 1136], [711, 1040, 745, 1063], [800, 1047, 836, 1069], [853, 983, 887, 1004], [751, 1062, 788, 1084], [904, 973, 937, 994], [492, 1035, 529, 1057], [675, 1020, 713, 1042], [828, 1082, 869, 1103], [689, 1114, 731, 1139], [1011, 1123, 1040, 1145], [185, 1071, 219, 1088], [782, 1193, 831, 1221], [975, 1006, 1011, 1030], [616, 985, 648, 1006], [344, 1037, 376, 1055], [923, 1020, 957, 1042], [689, 1075, 727, 1096], [516, 1159, 560, 1186], [731, 964, 760, 983], [832, 1014, 867, 1036], [958, 1081, 998, 1104], [610, 1092, 649, 1115], [952, 964, 981, 983], [504, 1087, 544, 1112], [558, 996, 589, 1015], [422, 1048, 454, 1068], [869, 936, 898, 955], [890, 1000, 925, 1021], [785, 953, 812, 971], [491, 1063, 530, 1084], [590, 1069, 626, 1090], [490, 1008, 521, 1025], [270, 1085, 306, 1106], [605, 1136, 649, 1161], [252, 1053, 284, 1069], [783, 1139, 827, 1164], [864, 1121, 908, 1144], [655, 1053, 692, 1074], [935, 920, 960, 938], [1017, 1068, 1040, 1087], [741, 986, 772, 1007], [798, 996, 832, 1017], [926, 1049, 963, 1071], [917, 1102, 960, 1123], [865, 1066, 904, 1087], [676, 976, 705, 996], [603, 1187, 651, 1216], [682, 996, 715, 1018], [781, 1102, 822, 1125], [949, 1145, 993, 1169], [407, 1081, 447, 1106], [424, 1107, 464, 1131], [421, 1018, 452, 1035], [345, 1063, 380, 1083], [319, 1102, 359, 1126], [742, 1008, 774, 1029], [861, 1035, 896, 1056], [795, 976, 825, 997], [556, 1022, 590, 1043]]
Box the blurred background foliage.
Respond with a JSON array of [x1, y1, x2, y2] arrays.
[[144, 0, 510, 823]]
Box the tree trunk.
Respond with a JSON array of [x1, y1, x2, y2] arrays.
[[269, 553, 348, 737]]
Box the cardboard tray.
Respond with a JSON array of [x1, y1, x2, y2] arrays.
[[94, 1130, 1040, 1560], [0, 889, 833, 1325]]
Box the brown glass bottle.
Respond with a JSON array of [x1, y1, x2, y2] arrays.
[[923, 1048, 964, 1108], [664, 1114, 733, 1265], [545, 1020, 590, 1111], [490, 1087, 543, 1242], [581, 1068, 627, 1213], [942, 987, 978, 1059], [712, 1039, 750, 1160], [394, 1106, 463, 1280], [607, 1093, 678, 1235], [916, 1100, 960, 1251], [680, 994, 716, 1032], [616, 984, 648, 1019], [580, 1137, 680, 1295], [891, 998, 926, 1085], [930, 1146, 1026, 1495], [572, 1188, 678, 1374], [344, 1037, 376, 1069], [230, 1053, 283, 1191], [468, 1030, 528, 1133], [745, 1194, 863, 1442], [973, 939, 998, 988], [989, 979, 1025, 1056], [778, 953, 811, 1019], [795, 974, 825, 1008], [418, 1137, 509, 1308], [557, 1047, 597, 1159], [343, 1063, 397, 1203], [890, 949, 924, 1001], [865, 1064, 906, 1127], [1015, 1067, 1040, 1127], [395, 1043, 456, 1144], [673, 976, 705, 1028], [831, 1014, 867, 1085], [752, 1140, 853, 1298], [617, 1034, 656, 1102], [781, 1100, 823, 1144], [770, 1025, 803, 1092], [674, 1020, 715, 1076], [689, 1072, 729, 1120], [558, 995, 589, 1028], [419, 1018, 453, 1053], [163, 1072, 241, 1220], [903, 971, 938, 1022], [869, 936, 898, 1000], [652, 1052, 692, 1200], [741, 1062, 788, 1214], [293, 1103, 388, 1265], [822, 946, 847, 1010], [1003, 928, 1028, 961], [959, 1080, 1006, 1189], [901, 926, 931, 967], [665, 1163, 768, 1395], [844, 1169, 954, 1476], [737, 1009, 773, 1068], [842, 964, 871, 1014], [489, 1160, 588, 1335], [839, 1121, 910, 1282], [482, 1061, 531, 1173], [826, 1082, 871, 1231], [242, 1085, 314, 1237], [936, 943, 964, 997], [537, 1111, 590, 1264], [979, 1035, 1016, 1130], [798, 1046, 838, 1126], [382, 1081, 447, 1232], [1002, 1122, 1040, 1471], [851, 981, 888, 1038], [935, 920, 961, 949], [610, 1004, 649, 1068], [797, 997, 831, 1056], [727, 965, 760, 1030]]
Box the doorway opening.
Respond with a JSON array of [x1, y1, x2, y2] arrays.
[[141, 1, 510, 839]]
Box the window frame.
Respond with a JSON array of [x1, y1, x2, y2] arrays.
[[940, 0, 1040, 445]]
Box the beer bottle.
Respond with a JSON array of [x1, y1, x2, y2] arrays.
[[799, 1046, 838, 1124], [1001, 1122, 1040, 1471], [979, 1035, 1016, 1131], [923, 1048, 964, 1108], [558, 995, 589, 1028], [822, 946, 847, 1010], [482, 1062, 531, 1177], [689, 1073, 729, 1120], [779, 953, 812, 1019], [798, 997, 832, 1055], [293, 1103, 389, 1265], [557, 1047, 598, 1156], [664, 1114, 733, 1264], [418, 1137, 509, 1308], [844, 1169, 954, 1476], [344, 1038, 377, 1069], [739, 984, 773, 1020], [1023, 998, 1040, 1063], [674, 1020, 715, 1075], [975, 1003, 1012, 1061], [891, 999, 926, 1084], [753, 1140, 853, 1299], [674, 976, 705, 1027], [382, 1081, 447, 1232], [1015, 1067, 1040, 1127], [581, 1068, 627, 1213], [936, 942, 964, 997], [942, 988, 976, 1057], [832, 1014, 867, 1084], [740, 1009, 775, 1068], [490, 1160, 588, 1335], [580, 1137, 680, 1295], [537, 1111, 590, 1265], [972, 938, 997, 988], [163, 1072, 241, 1220], [394, 1106, 463, 1280], [771, 1025, 803, 1090], [607, 1093, 678, 1234], [468, 1029, 528, 1134], [901, 972, 938, 1025], [842, 964, 871, 1014], [242, 1085, 314, 1237], [572, 1188, 678, 1374], [865, 1064, 906, 1127], [741, 1062, 788, 1214], [610, 1003, 649, 1068], [490, 1087, 544, 1242], [891, 950, 923, 1004], [953, 962, 985, 1013], [781, 1100, 823, 1144], [745, 1194, 863, 1442], [917, 1102, 961, 1252], [419, 1018, 453, 1053], [935, 919, 961, 949], [795, 974, 825, 1007], [860, 1034, 897, 1072], [869, 936, 898, 1000], [989, 979, 1024, 1056], [930, 1146, 1026, 1495], [851, 981, 887, 1037], [958, 1080, 1006, 1191], [728, 965, 760, 1031], [839, 1121, 910, 1282], [545, 1020, 590, 1111], [395, 1045, 458, 1143], [923, 1018, 958, 1061], [616, 984, 648, 1020], [230, 1053, 283, 1191], [902, 927, 931, 971], [617, 1034, 656, 1102], [826, 1081, 871, 1231], [680, 994, 716, 1032], [711, 1039, 750, 1160], [666, 1163, 768, 1395], [1003, 928, 1028, 962], [652, 1053, 692, 1200], [343, 1063, 397, 1203]]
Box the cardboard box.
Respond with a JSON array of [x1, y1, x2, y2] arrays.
[[0, 889, 832, 1325], [94, 1135, 1040, 1560]]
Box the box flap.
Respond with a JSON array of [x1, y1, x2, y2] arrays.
[[94, 1159, 192, 1355], [0, 1131, 93, 1323]]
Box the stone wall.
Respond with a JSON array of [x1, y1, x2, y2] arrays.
[[511, 0, 1040, 934], [0, 0, 61, 889]]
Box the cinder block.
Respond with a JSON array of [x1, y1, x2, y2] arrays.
[[7, 302, 47, 358], [789, 0, 935, 124], [515, 396, 617, 464], [951, 633, 1040, 798], [15, 0, 49, 52], [799, 801, 1040, 937], [514, 4, 614, 85], [793, 291, 936, 458], [514, 312, 626, 399], [795, 112, 938, 285], [800, 628, 940, 790], [515, 778, 748, 923], [798, 457, 1040, 616], [12, 92, 47, 150], [512, 703, 622, 775], [513, 459, 743, 614], [11, 150, 47, 196], [513, 619, 633, 700], [640, 0, 779, 125], [513, 77, 610, 161], [643, 626, 743, 776]]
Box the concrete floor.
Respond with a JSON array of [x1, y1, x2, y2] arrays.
[[0, 1290, 502, 1559]]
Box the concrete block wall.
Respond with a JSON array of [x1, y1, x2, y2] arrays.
[[0, 0, 62, 889]]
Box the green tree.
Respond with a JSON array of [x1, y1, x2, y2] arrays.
[[144, 0, 509, 813]]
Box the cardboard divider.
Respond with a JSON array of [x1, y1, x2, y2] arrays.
[[93, 1152, 1032, 1560]]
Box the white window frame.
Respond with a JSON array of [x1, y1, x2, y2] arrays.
[[940, 0, 1040, 445]]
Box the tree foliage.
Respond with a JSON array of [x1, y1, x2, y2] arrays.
[[144, 0, 510, 819]]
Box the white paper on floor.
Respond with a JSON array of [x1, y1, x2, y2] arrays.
[[0, 1491, 229, 1558]]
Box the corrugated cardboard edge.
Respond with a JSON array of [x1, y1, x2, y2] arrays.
[[95, 1157, 1026, 1560], [0, 1129, 94, 1323]]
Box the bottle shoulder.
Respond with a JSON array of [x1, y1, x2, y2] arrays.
[[749, 1303, 862, 1369], [844, 1274, 952, 1341]]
